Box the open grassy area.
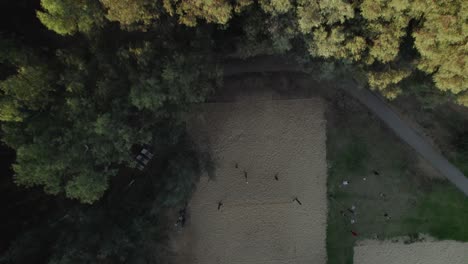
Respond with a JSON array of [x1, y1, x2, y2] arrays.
[[404, 183, 468, 241], [325, 92, 468, 264]]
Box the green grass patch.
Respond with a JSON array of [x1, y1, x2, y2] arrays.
[[330, 138, 368, 175], [404, 184, 468, 241], [326, 101, 468, 264]]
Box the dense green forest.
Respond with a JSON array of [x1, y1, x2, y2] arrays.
[[0, 0, 466, 263]]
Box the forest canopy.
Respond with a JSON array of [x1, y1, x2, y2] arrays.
[[0, 1, 466, 263], [0, 0, 466, 204]]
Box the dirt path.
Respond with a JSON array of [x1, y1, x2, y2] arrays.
[[223, 57, 468, 196]]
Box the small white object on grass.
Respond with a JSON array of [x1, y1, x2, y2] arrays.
[[342, 180, 349, 186], [351, 205, 356, 210], [351, 219, 356, 224], [363, 177, 367, 181]]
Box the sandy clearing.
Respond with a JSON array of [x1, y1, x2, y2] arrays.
[[177, 98, 328, 264], [354, 239, 468, 264]]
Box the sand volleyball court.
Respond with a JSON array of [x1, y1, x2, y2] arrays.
[[180, 98, 328, 264], [354, 239, 468, 264]]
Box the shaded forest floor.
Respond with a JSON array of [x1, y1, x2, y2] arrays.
[[325, 90, 468, 264]]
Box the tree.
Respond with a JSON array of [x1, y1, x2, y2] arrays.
[[2, 0, 468, 262], [4, 0, 468, 206], [359, 0, 412, 64], [3, 105, 122, 204], [37, 0, 104, 35], [0, 18, 222, 203], [259, 0, 293, 15], [308, 27, 366, 62], [0, 38, 58, 121], [0, 98, 24, 122], [163, 0, 233, 26], [296, 1, 377, 63], [296, 0, 354, 34], [411, 0, 467, 102], [0, 65, 56, 110], [367, 68, 412, 99], [99, 0, 159, 30]]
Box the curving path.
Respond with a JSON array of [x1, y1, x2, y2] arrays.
[[223, 57, 468, 196]]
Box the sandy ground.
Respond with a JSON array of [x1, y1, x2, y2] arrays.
[[354, 239, 468, 264], [172, 98, 328, 264]]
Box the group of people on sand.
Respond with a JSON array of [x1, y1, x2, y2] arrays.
[[217, 162, 303, 210], [183, 164, 392, 239], [177, 161, 307, 228]]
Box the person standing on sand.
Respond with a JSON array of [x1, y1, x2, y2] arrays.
[[274, 173, 279, 181], [293, 197, 302, 205], [244, 170, 248, 184], [218, 201, 223, 210]]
